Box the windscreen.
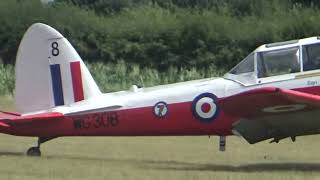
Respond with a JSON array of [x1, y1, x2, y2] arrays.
[[229, 53, 254, 75], [225, 53, 256, 85]]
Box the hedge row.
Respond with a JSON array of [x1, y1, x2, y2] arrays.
[[1, 0, 320, 71]]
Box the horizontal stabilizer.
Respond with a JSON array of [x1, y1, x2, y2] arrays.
[[0, 111, 21, 120], [65, 105, 122, 116], [14, 112, 64, 122]]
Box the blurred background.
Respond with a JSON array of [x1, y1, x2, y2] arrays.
[[0, 0, 319, 94]]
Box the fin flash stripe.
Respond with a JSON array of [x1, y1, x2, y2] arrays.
[[50, 64, 65, 106], [70, 61, 84, 102]]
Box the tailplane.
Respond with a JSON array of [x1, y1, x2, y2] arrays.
[[15, 23, 101, 114]]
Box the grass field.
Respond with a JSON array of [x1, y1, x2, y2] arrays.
[[1, 98, 320, 180]]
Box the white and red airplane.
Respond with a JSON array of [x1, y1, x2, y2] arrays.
[[1, 23, 320, 156]]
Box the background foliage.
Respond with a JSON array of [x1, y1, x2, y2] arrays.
[[1, 0, 320, 94]]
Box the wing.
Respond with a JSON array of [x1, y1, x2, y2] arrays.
[[218, 87, 320, 144]]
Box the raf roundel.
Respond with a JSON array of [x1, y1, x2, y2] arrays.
[[153, 101, 168, 118], [192, 93, 219, 123]]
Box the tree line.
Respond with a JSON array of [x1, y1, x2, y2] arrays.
[[1, 0, 320, 72]]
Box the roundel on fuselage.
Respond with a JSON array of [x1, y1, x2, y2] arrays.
[[153, 101, 169, 118], [192, 93, 219, 123]]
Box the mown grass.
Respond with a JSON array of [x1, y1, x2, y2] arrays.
[[0, 94, 14, 111], [1, 134, 320, 180], [1, 97, 320, 180]]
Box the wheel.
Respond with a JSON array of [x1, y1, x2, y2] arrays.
[[26, 147, 41, 157], [27, 147, 41, 156]]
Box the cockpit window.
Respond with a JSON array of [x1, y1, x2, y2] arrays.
[[302, 43, 320, 71], [257, 47, 300, 78], [229, 53, 254, 74], [225, 53, 256, 85]]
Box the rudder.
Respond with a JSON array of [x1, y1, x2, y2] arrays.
[[15, 23, 101, 114]]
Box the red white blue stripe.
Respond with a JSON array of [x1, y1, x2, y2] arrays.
[[70, 61, 84, 102], [50, 61, 84, 106], [50, 64, 65, 106]]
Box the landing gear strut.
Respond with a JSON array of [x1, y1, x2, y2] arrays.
[[26, 137, 56, 157], [219, 136, 226, 152]]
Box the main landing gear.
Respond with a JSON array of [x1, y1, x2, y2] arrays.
[[219, 136, 226, 152], [209, 135, 227, 152], [26, 137, 56, 157]]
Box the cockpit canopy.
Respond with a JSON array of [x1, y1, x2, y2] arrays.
[[224, 37, 320, 86]]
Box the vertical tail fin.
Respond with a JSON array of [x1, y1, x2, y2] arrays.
[[15, 23, 101, 114]]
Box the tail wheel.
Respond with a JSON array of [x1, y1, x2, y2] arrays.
[[26, 137, 57, 157], [26, 147, 41, 157]]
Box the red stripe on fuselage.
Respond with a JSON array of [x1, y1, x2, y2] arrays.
[[6, 101, 236, 137], [70, 61, 84, 102], [6, 85, 320, 137]]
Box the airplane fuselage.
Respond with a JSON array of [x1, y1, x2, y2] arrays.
[[7, 72, 320, 138], [7, 23, 320, 156]]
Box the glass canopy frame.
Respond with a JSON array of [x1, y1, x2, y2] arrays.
[[224, 42, 320, 86]]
